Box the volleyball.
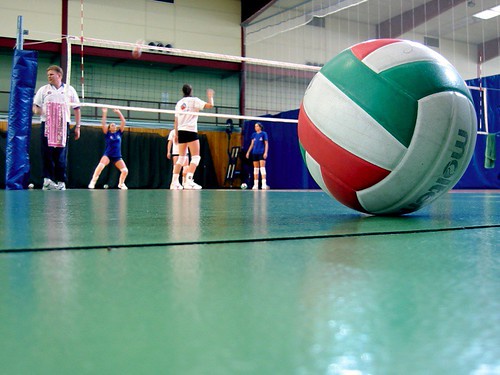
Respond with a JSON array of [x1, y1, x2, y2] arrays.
[[298, 39, 477, 215], [132, 40, 143, 59], [241, 183, 247, 190]]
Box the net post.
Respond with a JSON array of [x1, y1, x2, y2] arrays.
[[16, 16, 24, 50]]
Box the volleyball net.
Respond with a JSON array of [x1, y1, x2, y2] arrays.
[[64, 35, 496, 135], [65, 36, 320, 127]]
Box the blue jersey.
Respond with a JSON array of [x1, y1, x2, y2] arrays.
[[104, 130, 123, 159], [250, 131, 268, 154]]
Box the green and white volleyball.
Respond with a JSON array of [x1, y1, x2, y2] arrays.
[[298, 39, 477, 215]]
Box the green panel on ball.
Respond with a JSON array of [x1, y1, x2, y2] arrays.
[[299, 143, 307, 163], [321, 50, 417, 148], [381, 61, 473, 102]]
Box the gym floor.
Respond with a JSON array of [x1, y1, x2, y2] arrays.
[[1, 189, 499, 374]]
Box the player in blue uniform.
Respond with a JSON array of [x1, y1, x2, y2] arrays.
[[246, 122, 269, 190], [88, 108, 129, 189]]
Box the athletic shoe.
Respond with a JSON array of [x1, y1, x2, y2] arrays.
[[42, 178, 57, 190], [88, 180, 96, 189], [170, 182, 184, 190], [252, 185, 258, 190], [118, 183, 128, 190], [55, 182, 66, 191], [183, 180, 202, 190], [262, 184, 270, 190]]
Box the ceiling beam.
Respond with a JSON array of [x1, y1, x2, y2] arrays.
[[241, 0, 276, 24], [377, 0, 466, 38]]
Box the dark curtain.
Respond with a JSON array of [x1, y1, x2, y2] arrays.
[[1, 125, 218, 189]]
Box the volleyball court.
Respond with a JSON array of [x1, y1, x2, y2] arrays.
[[8, 0, 500, 191]]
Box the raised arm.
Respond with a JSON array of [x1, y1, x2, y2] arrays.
[[204, 89, 214, 109], [101, 107, 108, 134], [113, 108, 126, 132]]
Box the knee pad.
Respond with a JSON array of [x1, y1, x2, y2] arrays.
[[191, 155, 201, 166], [120, 168, 128, 174], [260, 167, 267, 176], [176, 155, 188, 166], [254, 167, 259, 175]]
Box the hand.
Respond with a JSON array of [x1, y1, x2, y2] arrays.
[[112, 108, 121, 114], [167, 152, 171, 160], [75, 126, 81, 140], [102, 108, 108, 114], [207, 88, 214, 97]]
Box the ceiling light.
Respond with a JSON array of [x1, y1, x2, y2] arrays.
[[473, 10, 499, 20], [473, 6, 500, 20]]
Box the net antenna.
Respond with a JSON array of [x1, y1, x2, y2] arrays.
[[79, 0, 85, 99], [467, 51, 491, 136]]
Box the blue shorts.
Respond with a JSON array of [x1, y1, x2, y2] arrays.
[[105, 155, 123, 164]]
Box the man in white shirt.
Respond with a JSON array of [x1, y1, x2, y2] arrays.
[[33, 65, 81, 190]]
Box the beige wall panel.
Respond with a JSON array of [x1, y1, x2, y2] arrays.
[[64, 0, 240, 54], [0, 0, 61, 40]]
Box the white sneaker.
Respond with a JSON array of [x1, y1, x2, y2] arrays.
[[88, 180, 96, 189], [55, 182, 66, 191], [42, 178, 57, 190], [170, 182, 184, 190], [252, 185, 259, 190], [118, 183, 128, 190], [183, 180, 202, 190], [262, 184, 270, 190]]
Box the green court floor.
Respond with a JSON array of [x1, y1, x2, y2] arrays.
[[1, 189, 499, 374]]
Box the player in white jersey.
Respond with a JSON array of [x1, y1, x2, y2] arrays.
[[33, 65, 81, 190], [170, 84, 214, 190]]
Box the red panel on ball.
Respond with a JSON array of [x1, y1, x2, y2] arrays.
[[350, 39, 400, 60], [298, 103, 391, 194], [319, 165, 367, 213]]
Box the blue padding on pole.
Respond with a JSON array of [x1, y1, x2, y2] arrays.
[[6, 49, 38, 190]]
